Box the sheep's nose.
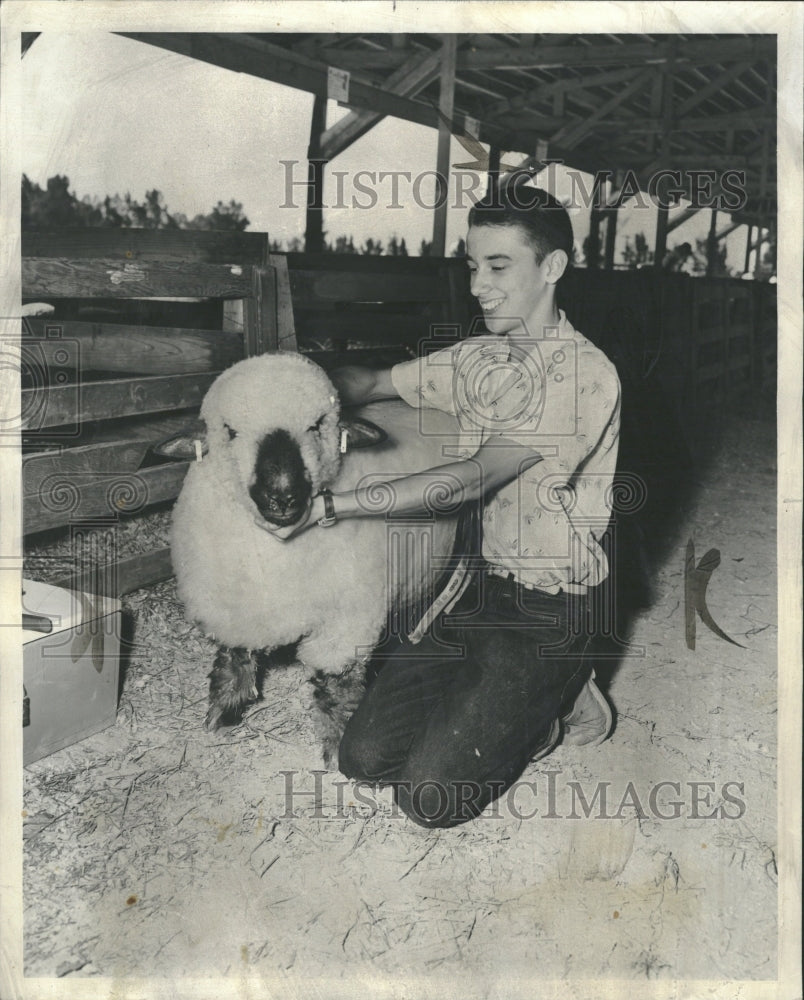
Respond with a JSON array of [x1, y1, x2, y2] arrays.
[[250, 428, 312, 526], [249, 483, 305, 526]]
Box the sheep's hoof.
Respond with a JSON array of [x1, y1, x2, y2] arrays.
[[309, 666, 366, 771], [206, 645, 259, 730], [204, 706, 224, 732]]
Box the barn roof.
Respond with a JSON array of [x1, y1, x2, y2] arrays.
[[117, 32, 776, 229]]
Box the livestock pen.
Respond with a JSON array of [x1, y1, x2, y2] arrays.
[[17, 226, 781, 987], [8, 17, 795, 1000]]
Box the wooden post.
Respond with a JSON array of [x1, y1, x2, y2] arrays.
[[753, 227, 766, 278], [744, 225, 753, 273], [705, 209, 718, 277], [305, 95, 328, 253], [432, 34, 457, 257], [654, 204, 669, 269], [585, 173, 606, 269], [603, 169, 621, 269], [654, 54, 674, 270], [603, 206, 618, 269], [486, 146, 501, 199]]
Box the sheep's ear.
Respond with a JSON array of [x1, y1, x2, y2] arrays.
[[150, 418, 208, 462], [338, 417, 387, 451]]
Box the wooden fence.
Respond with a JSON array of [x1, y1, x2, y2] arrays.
[[21, 229, 775, 595]]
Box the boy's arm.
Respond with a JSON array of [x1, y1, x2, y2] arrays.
[[329, 365, 398, 405], [331, 436, 541, 521], [264, 436, 542, 539]]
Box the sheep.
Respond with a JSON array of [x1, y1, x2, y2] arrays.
[[170, 351, 463, 764]]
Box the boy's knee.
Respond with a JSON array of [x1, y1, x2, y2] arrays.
[[337, 727, 390, 781], [394, 773, 486, 829]]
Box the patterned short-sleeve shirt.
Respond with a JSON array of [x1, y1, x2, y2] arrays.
[[391, 310, 621, 594]]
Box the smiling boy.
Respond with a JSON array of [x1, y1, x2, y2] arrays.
[[270, 175, 621, 828]]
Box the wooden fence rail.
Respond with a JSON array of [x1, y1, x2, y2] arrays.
[[21, 229, 775, 601]]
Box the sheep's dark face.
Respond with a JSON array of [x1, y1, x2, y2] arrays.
[[249, 428, 313, 526]]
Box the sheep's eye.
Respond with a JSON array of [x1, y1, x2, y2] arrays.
[[308, 414, 327, 433], [224, 423, 237, 440]]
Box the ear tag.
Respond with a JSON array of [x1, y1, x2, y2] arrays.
[[339, 428, 349, 454], [329, 395, 337, 405], [194, 439, 204, 463]]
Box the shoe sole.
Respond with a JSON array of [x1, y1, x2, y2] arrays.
[[562, 678, 613, 748]]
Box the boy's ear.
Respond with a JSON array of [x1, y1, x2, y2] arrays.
[[543, 248, 569, 285]]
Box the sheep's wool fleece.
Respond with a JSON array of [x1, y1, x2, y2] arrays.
[[171, 353, 459, 669]]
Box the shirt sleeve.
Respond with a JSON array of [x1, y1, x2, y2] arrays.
[[391, 336, 515, 458]]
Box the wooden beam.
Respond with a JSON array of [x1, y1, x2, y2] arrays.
[[24, 440, 151, 497], [21, 373, 218, 430], [585, 174, 606, 269], [298, 37, 774, 72], [744, 225, 753, 271], [654, 204, 669, 270], [304, 95, 327, 254], [549, 68, 655, 150], [22, 228, 271, 266], [594, 111, 773, 133], [54, 547, 174, 596], [483, 66, 643, 121], [268, 254, 298, 352], [288, 269, 448, 304], [22, 258, 253, 300], [705, 209, 719, 277], [433, 35, 457, 258], [26, 465, 189, 534], [715, 220, 741, 240], [676, 60, 754, 117], [118, 33, 457, 138], [22, 320, 242, 375], [486, 146, 501, 198], [244, 266, 278, 355], [320, 48, 441, 161], [603, 204, 618, 270]]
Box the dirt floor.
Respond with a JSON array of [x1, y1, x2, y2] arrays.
[[21, 413, 779, 995]]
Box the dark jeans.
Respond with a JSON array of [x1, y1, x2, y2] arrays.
[[338, 571, 594, 828]]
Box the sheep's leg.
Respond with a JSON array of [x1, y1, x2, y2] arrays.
[[206, 645, 258, 730], [309, 664, 366, 769]]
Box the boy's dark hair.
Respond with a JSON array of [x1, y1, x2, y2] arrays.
[[468, 172, 575, 268]]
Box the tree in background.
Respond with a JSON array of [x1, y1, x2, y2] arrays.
[[22, 174, 250, 231], [387, 235, 408, 257], [360, 237, 384, 256], [621, 232, 653, 269]]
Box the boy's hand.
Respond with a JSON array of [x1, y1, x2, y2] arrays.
[[256, 495, 325, 541]]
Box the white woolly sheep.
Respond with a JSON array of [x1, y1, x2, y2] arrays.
[[170, 351, 463, 763]]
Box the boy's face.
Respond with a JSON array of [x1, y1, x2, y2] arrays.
[[466, 223, 559, 336]]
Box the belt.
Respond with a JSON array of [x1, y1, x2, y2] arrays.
[[407, 499, 481, 645], [486, 565, 589, 598]]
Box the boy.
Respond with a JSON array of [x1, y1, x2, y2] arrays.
[[269, 176, 621, 828]]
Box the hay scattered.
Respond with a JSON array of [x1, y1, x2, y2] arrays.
[[22, 416, 778, 984]]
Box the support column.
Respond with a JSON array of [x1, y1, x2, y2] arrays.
[[603, 169, 621, 270], [705, 209, 718, 277], [744, 225, 753, 273], [586, 173, 606, 269], [753, 227, 766, 279], [654, 204, 669, 269], [432, 34, 457, 257], [486, 146, 501, 199], [603, 206, 618, 269], [305, 95, 328, 253]]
